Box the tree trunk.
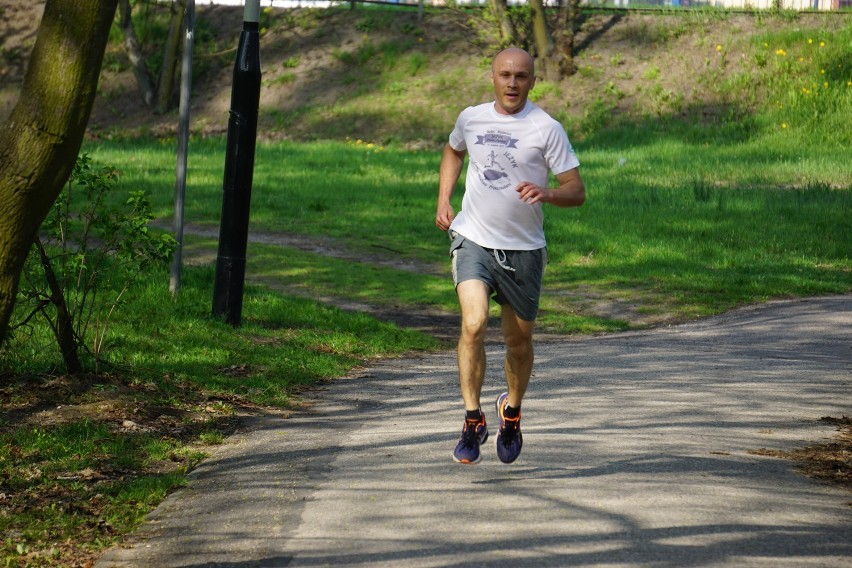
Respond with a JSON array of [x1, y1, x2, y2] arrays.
[[156, 0, 186, 115], [34, 236, 82, 374], [0, 0, 118, 344], [554, 0, 581, 77], [529, 0, 558, 81], [118, 0, 156, 108], [488, 0, 516, 46]]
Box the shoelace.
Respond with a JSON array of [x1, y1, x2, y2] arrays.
[[500, 415, 520, 445], [461, 419, 480, 448]]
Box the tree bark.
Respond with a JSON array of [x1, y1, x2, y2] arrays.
[[554, 0, 581, 77], [0, 0, 118, 344], [156, 0, 186, 115], [118, 0, 156, 108], [529, 0, 557, 81], [488, 0, 516, 46]]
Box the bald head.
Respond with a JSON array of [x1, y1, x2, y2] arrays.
[[490, 48, 535, 115], [492, 48, 535, 76]]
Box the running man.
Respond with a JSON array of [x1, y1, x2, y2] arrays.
[[435, 47, 586, 464]]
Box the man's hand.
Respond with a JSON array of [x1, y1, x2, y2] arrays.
[[516, 168, 586, 208], [436, 202, 455, 231], [516, 182, 549, 204]]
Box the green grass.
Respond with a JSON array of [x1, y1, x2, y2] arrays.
[[0, 417, 200, 561], [4, 265, 438, 406], [83, 116, 851, 331]]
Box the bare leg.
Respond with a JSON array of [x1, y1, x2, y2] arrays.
[[456, 280, 490, 411], [501, 303, 535, 409]]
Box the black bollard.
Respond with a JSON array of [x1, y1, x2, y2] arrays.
[[212, 1, 261, 326]]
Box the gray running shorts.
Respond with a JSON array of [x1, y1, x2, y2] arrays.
[[449, 231, 546, 322]]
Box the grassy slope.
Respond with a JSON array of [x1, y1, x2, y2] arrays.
[[78, 7, 850, 143]]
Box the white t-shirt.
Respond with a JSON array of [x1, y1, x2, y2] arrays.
[[448, 101, 580, 250]]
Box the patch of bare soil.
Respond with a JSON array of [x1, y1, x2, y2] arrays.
[[0, 372, 256, 435], [750, 416, 852, 502]]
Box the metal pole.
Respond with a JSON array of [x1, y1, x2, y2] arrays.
[[170, 0, 195, 296], [212, 0, 262, 326]]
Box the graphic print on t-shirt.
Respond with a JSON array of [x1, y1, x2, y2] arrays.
[[472, 129, 520, 192]]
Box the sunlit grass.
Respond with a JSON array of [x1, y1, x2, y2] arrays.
[[85, 118, 851, 330], [107, 266, 438, 405]]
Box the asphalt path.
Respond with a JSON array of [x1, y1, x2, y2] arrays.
[[97, 295, 852, 567]]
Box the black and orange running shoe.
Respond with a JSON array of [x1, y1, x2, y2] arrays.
[[452, 413, 488, 464], [496, 392, 522, 464]]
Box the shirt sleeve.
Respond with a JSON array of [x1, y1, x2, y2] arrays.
[[448, 107, 472, 152], [544, 122, 580, 175]]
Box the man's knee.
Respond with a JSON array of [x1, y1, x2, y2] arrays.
[[457, 279, 490, 344], [460, 312, 488, 344], [502, 309, 534, 358], [505, 332, 533, 361]]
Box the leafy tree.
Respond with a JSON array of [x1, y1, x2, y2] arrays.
[[527, 0, 584, 80], [0, 0, 119, 345], [551, 0, 583, 78], [483, 0, 583, 81], [14, 155, 176, 374], [118, 0, 188, 114]]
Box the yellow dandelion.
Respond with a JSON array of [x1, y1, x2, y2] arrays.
[[848, 80, 852, 87], [798, 57, 805, 62], [821, 69, 826, 74], [808, 38, 813, 44], [824, 82, 829, 88], [781, 123, 787, 129], [819, 41, 826, 47], [775, 49, 787, 56], [716, 44, 722, 52], [764, 42, 769, 48]]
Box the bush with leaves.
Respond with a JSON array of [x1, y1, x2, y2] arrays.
[[12, 154, 176, 374]]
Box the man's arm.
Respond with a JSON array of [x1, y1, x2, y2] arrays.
[[436, 144, 466, 231], [515, 167, 586, 208]]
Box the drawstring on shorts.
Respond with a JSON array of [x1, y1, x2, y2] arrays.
[[493, 249, 515, 272]]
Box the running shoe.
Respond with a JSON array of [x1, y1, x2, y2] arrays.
[[495, 392, 523, 463], [452, 413, 488, 464]]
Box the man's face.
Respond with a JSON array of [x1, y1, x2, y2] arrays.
[[491, 50, 535, 115]]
